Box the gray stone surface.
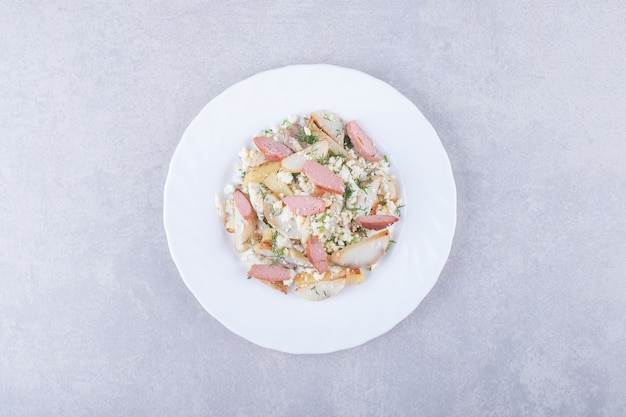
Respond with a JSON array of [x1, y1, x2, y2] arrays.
[[1, 1, 625, 416]]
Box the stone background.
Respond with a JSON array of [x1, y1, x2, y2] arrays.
[[1, 1, 625, 416]]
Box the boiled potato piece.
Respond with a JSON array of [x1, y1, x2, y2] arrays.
[[295, 276, 346, 301], [281, 152, 306, 172], [262, 172, 293, 196], [243, 161, 281, 187], [302, 140, 329, 161], [281, 140, 330, 172], [344, 268, 365, 285], [355, 176, 381, 215], [310, 110, 345, 145], [233, 207, 256, 252], [330, 230, 390, 268]]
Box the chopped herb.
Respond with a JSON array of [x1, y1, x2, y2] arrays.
[[323, 290, 328, 297], [311, 285, 319, 295], [315, 155, 328, 165], [346, 206, 367, 214], [394, 204, 406, 217], [296, 127, 318, 145], [264, 128, 274, 135], [328, 150, 347, 161], [258, 184, 269, 200], [379, 200, 387, 206], [367, 266, 373, 271], [268, 202, 283, 217], [386, 240, 396, 252], [323, 113, 331, 121], [355, 174, 372, 190], [383, 155, 389, 164], [270, 230, 285, 262], [246, 275, 252, 279], [343, 183, 354, 208]]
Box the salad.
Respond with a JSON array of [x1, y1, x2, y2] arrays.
[[216, 110, 403, 300]]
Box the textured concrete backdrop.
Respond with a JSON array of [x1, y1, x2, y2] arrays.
[[1, 1, 625, 416]]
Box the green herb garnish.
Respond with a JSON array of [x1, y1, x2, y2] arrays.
[[296, 127, 319, 145], [355, 174, 372, 190], [343, 183, 354, 207], [270, 230, 286, 263]]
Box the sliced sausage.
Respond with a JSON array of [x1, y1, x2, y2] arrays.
[[306, 235, 328, 274], [346, 121, 383, 162], [233, 189, 256, 220], [356, 214, 399, 230], [253, 136, 293, 161], [301, 160, 346, 194], [248, 264, 293, 282], [283, 196, 326, 216]]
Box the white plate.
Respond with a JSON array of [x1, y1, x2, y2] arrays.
[[164, 64, 456, 354]]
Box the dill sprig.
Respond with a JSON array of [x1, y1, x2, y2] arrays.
[[270, 230, 285, 263], [343, 183, 354, 209], [295, 127, 319, 145]]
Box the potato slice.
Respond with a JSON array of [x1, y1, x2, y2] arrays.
[[243, 161, 281, 187], [310, 110, 345, 145], [223, 199, 235, 233], [252, 242, 312, 268], [307, 120, 334, 143], [233, 207, 256, 252], [293, 267, 360, 300], [330, 230, 390, 268], [262, 172, 293, 196], [355, 176, 381, 215], [281, 152, 306, 172], [281, 140, 330, 172], [295, 277, 346, 301], [307, 126, 346, 156], [258, 279, 288, 294], [301, 140, 329, 161], [344, 268, 365, 285], [324, 138, 347, 157], [263, 199, 301, 240]]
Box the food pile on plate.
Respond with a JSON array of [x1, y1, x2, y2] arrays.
[[216, 110, 403, 300]]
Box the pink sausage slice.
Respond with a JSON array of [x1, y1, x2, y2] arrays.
[[301, 160, 346, 194], [306, 235, 328, 274], [283, 196, 326, 216], [233, 189, 255, 220], [357, 214, 399, 230], [248, 264, 292, 282], [346, 121, 383, 162], [253, 136, 293, 161]]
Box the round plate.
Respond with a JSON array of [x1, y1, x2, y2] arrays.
[[164, 64, 456, 354]]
